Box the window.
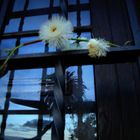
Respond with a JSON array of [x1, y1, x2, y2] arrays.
[[0, 0, 140, 140], [0, 0, 96, 139]]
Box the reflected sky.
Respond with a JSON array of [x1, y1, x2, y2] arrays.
[[2, 113, 96, 140]]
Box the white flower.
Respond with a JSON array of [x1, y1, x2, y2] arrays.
[[39, 16, 73, 49], [87, 38, 110, 58]]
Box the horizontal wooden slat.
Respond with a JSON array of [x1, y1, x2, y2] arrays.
[[0, 101, 96, 114], [10, 4, 90, 18], [0, 26, 92, 39], [0, 46, 140, 71]]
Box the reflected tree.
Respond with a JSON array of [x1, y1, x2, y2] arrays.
[[69, 113, 97, 140], [65, 69, 96, 140]]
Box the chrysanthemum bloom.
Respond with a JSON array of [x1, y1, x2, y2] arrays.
[[87, 39, 110, 58], [39, 16, 73, 49]]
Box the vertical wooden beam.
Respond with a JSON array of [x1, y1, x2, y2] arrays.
[[52, 59, 65, 140], [125, 0, 140, 45]]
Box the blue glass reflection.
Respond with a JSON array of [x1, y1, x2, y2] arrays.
[[23, 15, 48, 31], [80, 0, 89, 4], [0, 39, 17, 57], [53, 0, 59, 7], [68, 12, 77, 26], [13, 0, 26, 12], [0, 72, 10, 109], [28, 0, 50, 10], [18, 37, 45, 54], [9, 68, 42, 110], [4, 18, 21, 33], [81, 10, 90, 26]]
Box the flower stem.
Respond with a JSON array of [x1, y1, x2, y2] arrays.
[[107, 42, 120, 47], [68, 38, 89, 42], [0, 39, 42, 71]]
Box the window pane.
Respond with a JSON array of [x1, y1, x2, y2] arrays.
[[0, 39, 17, 57], [65, 113, 97, 140], [23, 15, 48, 31], [9, 69, 42, 110], [68, 12, 77, 26], [53, 0, 59, 7], [18, 37, 45, 55], [65, 65, 95, 101], [81, 10, 90, 26], [13, 0, 26, 12], [28, 0, 50, 10], [68, 0, 76, 5], [0, 72, 10, 109], [4, 18, 21, 33], [5, 115, 38, 139], [80, 0, 89, 4]]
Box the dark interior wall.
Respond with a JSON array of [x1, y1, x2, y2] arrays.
[[0, 0, 3, 11], [93, 0, 140, 140], [134, 0, 140, 26]]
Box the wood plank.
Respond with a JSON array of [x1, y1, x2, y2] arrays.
[[0, 46, 140, 71], [92, 0, 137, 140], [95, 64, 122, 140], [116, 62, 140, 140], [92, 0, 123, 140]]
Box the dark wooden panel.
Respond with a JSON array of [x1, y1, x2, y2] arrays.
[[116, 62, 140, 140], [94, 64, 122, 140], [92, 0, 123, 139], [93, 0, 140, 140]]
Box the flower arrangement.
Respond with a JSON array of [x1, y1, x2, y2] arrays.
[[0, 16, 119, 75]]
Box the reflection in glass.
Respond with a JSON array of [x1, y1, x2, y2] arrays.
[[3, 114, 52, 139], [65, 65, 95, 101], [68, 0, 76, 5], [81, 11, 90, 26], [53, 0, 59, 7], [23, 15, 48, 31], [65, 113, 97, 140], [4, 18, 21, 33], [0, 72, 10, 109], [18, 37, 45, 54], [28, 0, 50, 10], [5, 115, 38, 139], [68, 12, 77, 26], [13, 0, 26, 12], [64, 65, 96, 140], [0, 39, 17, 57], [80, 0, 89, 4], [9, 69, 42, 110]]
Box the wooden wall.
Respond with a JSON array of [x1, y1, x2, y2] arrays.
[[92, 0, 140, 140]]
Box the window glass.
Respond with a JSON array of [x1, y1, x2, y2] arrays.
[[68, 0, 76, 5], [13, 0, 26, 12], [65, 65, 96, 139], [23, 15, 48, 31], [65, 113, 97, 140], [4, 18, 21, 33], [0, 72, 10, 109], [53, 0, 59, 7], [0, 39, 17, 57], [5, 115, 38, 139], [65, 65, 95, 102], [68, 12, 77, 26], [18, 37, 45, 54], [80, 0, 89, 4], [81, 10, 90, 26], [28, 0, 50, 10], [9, 68, 42, 110]]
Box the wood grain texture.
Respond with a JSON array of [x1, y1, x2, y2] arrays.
[[93, 0, 140, 140]]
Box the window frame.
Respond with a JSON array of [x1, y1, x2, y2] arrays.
[[0, 0, 140, 139]]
